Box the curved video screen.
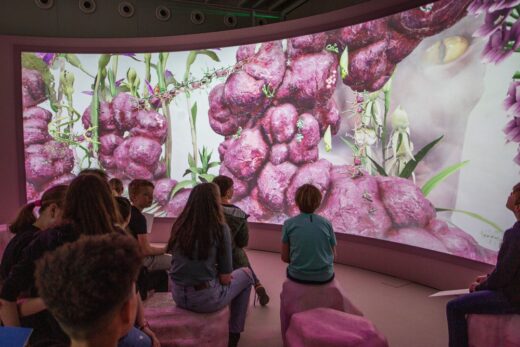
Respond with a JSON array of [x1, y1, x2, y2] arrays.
[[21, 0, 520, 263]]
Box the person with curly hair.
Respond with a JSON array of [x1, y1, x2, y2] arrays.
[[35, 233, 143, 347]]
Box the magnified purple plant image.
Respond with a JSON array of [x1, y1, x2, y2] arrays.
[[21, 0, 520, 263]]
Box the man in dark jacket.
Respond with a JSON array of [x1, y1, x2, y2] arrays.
[[446, 182, 520, 347], [213, 175, 270, 306]]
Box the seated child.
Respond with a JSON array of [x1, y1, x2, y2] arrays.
[[1, 185, 67, 284], [128, 179, 171, 271], [110, 178, 124, 197], [446, 183, 520, 347], [128, 180, 170, 299], [281, 184, 337, 284], [212, 175, 269, 306], [35, 233, 143, 347]]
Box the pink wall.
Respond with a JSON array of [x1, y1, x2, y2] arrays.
[[0, 0, 490, 290]]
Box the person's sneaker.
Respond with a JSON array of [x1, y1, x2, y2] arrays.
[[255, 285, 270, 306], [228, 332, 240, 347]]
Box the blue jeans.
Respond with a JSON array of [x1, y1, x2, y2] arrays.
[[446, 290, 520, 347], [171, 268, 254, 333], [118, 326, 151, 347]]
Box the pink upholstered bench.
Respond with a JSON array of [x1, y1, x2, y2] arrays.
[[144, 293, 229, 347], [280, 278, 363, 345], [468, 314, 520, 347], [286, 308, 388, 347]]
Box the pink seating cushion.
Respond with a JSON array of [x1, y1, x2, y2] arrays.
[[286, 308, 388, 347], [144, 293, 229, 347], [280, 278, 362, 344], [468, 314, 520, 347]]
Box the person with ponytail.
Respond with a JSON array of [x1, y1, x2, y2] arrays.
[[167, 183, 255, 347], [0, 174, 159, 347], [0, 185, 67, 283]]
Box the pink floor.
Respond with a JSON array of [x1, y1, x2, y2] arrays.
[[241, 249, 452, 347]]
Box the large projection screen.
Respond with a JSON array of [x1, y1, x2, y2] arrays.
[[20, 0, 520, 263]]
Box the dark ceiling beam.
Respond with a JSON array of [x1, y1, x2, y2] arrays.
[[252, 0, 266, 9], [238, 0, 249, 7], [269, 0, 290, 11], [281, 0, 308, 17]]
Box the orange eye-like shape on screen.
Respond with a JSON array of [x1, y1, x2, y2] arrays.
[[423, 36, 470, 64]]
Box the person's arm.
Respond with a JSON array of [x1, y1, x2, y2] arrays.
[[0, 299, 20, 326], [234, 220, 249, 249], [135, 295, 160, 347], [137, 234, 165, 256], [17, 297, 46, 317], [0, 235, 48, 325], [329, 221, 337, 261], [218, 225, 233, 285], [281, 221, 291, 263], [219, 274, 232, 285], [281, 242, 290, 263], [476, 230, 520, 291]]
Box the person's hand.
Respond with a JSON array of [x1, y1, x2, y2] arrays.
[[142, 325, 161, 347], [475, 275, 487, 284], [469, 281, 479, 293]]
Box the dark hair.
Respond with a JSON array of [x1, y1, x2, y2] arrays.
[[295, 184, 322, 214], [167, 183, 225, 260], [62, 175, 121, 235], [35, 233, 142, 340], [128, 179, 154, 198], [109, 178, 124, 195], [513, 183, 520, 205], [79, 168, 108, 182], [212, 175, 234, 198], [115, 197, 132, 222], [10, 185, 68, 234]]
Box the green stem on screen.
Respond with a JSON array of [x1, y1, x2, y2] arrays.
[[381, 82, 392, 166], [144, 53, 151, 97], [186, 95, 198, 182], [162, 98, 173, 178], [90, 73, 101, 154]]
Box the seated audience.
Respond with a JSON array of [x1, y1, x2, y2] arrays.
[[167, 183, 254, 347], [0, 185, 67, 284], [0, 174, 158, 347], [110, 178, 125, 197], [115, 196, 132, 231], [281, 184, 337, 284], [128, 180, 170, 299], [446, 183, 520, 347], [128, 179, 171, 271], [35, 233, 142, 347], [212, 175, 270, 306]]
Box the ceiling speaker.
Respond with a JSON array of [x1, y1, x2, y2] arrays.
[[224, 15, 237, 28], [190, 10, 205, 25], [256, 17, 267, 26], [34, 0, 54, 10], [79, 0, 96, 14], [118, 1, 135, 18], [156, 5, 171, 21]]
